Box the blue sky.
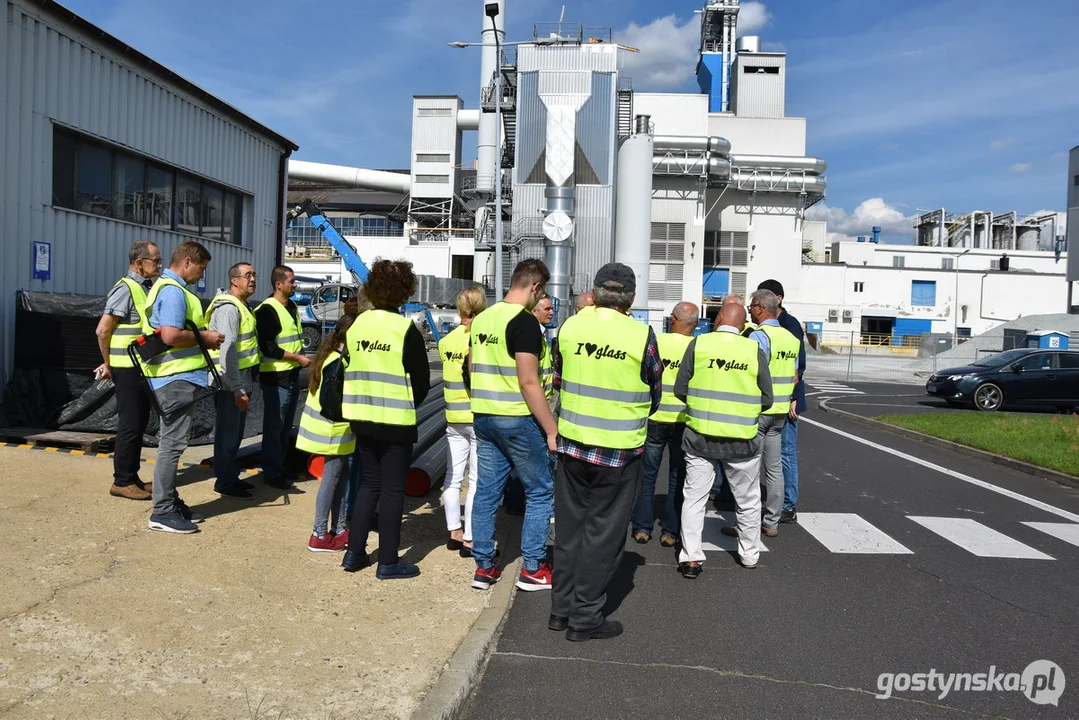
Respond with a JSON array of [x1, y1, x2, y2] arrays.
[[62, 0, 1079, 242]]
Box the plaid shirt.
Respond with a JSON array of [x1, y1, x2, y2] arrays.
[[552, 322, 664, 468]]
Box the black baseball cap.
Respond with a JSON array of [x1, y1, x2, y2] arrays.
[[757, 279, 784, 297], [593, 262, 636, 294]]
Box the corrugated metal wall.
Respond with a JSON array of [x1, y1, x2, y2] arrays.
[[633, 94, 709, 136], [1, 1, 290, 380], [731, 55, 785, 119], [411, 97, 462, 198]]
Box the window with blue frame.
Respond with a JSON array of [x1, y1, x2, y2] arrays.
[[911, 280, 936, 306]]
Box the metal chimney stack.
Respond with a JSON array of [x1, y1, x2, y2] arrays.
[[614, 115, 655, 318]]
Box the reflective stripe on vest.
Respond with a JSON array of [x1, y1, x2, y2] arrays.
[[256, 298, 303, 373], [469, 302, 531, 416], [540, 339, 554, 399], [557, 307, 651, 449], [649, 332, 693, 424], [206, 294, 260, 372], [685, 332, 761, 440], [760, 323, 800, 415], [342, 309, 415, 425], [107, 277, 150, 369], [439, 324, 472, 424], [295, 351, 356, 456], [139, 277, 207, 378]]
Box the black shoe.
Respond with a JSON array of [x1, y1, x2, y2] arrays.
[[566, 619, 623, 642], [447, 538, 464, 551], [376, 561, 421, 580], [780, 508, 798, 524], [678, 562, 702, 579], [548, 614, 569, 632], [265, 476, 294, 490], [341, 550, 370, 572], [176, 500, 204, 524], [460, 546, 500, 560], [214, 484, 254, 500], [235, 478, 254, 490]]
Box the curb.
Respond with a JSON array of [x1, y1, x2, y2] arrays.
[[817, 398, 1079, 490], [410, 527, 523, 720]]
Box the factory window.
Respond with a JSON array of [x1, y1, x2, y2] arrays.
[[416, 153, 451, 163], [51, 127, 245, 244], [418, 108, 453, 117], [743, 66, 780, 74], [1074, 174, 1079, 186], [853, 282, 864, 293], [415, 174, 449, 184], [892, 255, 906, 268], [941, 257, 954, 270], [703, 230, 749, 266], [957, 327, 972, 338], [911, 280, 936, 307], [649, 222, 686, 302], [731, 271, 748, 296]]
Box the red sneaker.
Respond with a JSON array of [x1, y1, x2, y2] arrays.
[[331, 530, 349, 551], [308, 533, 338, 553], [516, 562, 553, 591], [472, 566, 502, 590]]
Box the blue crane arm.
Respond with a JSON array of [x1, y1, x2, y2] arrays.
[[289, 200, 369, 283]]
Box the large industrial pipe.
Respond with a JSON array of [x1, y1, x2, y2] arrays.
[[406, 436, 448, 497], [615, 116, 655, 310], [728, 171, 827, 194], [652, 156, 732, 178], [729, 154, 828, 175], [476, 0, 506, 197], [457, 108, 480, 131], [287, 159, 410, 194], [652, 135, 731, 156]]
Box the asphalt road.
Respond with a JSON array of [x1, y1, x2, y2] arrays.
[[810, 380, 1070, 419], [462, 400, 1079, 719]]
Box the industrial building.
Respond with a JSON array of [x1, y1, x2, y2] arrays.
[[287, 0, 1070, 342], [1, 0, 296, 380]]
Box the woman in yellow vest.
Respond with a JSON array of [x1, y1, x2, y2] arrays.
[[340, 260, 431, 580], [297, 314, 358, 553], [439, 287, 486, 555]]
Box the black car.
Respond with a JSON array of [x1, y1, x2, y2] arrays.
[[926, 348, 1079, 412]]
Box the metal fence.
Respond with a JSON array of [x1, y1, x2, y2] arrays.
[[806, 331, 991, 385]]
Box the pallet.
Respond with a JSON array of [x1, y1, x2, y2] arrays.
[[0, 427, 115, 452]]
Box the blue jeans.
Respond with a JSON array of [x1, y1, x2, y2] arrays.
[[213, 389, 247, 490], [782, 417, 799, 511], [631, 421, 685, 537], [472, 415, 554, 572], [261, 381, 299, 481]]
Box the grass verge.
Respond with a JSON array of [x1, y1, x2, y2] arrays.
[[877, 412, 1079, 477]]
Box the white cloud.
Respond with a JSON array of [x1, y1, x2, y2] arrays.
[[816, 198, 915, 242], [1051, 151, 1068, 160], [1008, 163, 1034, 173], [615, 3, 772, 92], [988, 137, 1013, 150]]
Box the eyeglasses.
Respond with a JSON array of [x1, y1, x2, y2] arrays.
[[139, 257, 162, 265], [232, 272, 257, 280]]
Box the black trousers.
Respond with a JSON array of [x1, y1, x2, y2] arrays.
[[348, 438, 413, 566], [552, 454, 643, 631], [112, 366, 151, 487]]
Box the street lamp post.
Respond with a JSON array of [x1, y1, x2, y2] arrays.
[[486, 3, 504, 297], [953, 248, 971, 341]]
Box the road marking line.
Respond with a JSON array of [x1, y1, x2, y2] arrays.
[[823, 402, 926, 408], [908, 516, 1054, 559], [802, 416, 1079, 523], [1022, 522, 1079, 547], [798, 513, 913, 554], [701, 510, 770, 553]]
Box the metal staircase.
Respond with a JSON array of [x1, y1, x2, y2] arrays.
[[481, 58, 518, 169], [617, 77, 634, 139]]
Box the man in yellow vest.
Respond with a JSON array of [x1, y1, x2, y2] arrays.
[[550, 263, 663, 641], [631, 301, 698, 547], [468, 260, 558, 593], [255, 265, 310, 490], [675, 301, 772, 574], [721, 289, 799, 538], [207, 262, 260, 500], [143, 241, 224, 534], [94, 241, 160, 500]]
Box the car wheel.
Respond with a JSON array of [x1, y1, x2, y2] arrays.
[[973, 383, 1003, 412], [301, 326, 322, 353]]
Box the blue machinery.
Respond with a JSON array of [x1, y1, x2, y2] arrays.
[[286, 200, 370, 284]]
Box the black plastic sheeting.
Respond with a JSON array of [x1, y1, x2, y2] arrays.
[[3, 290, 263, 445]]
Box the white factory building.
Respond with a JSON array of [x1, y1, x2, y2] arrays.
[[285, 0, 1071, 339], [1, 0, 296, 380]]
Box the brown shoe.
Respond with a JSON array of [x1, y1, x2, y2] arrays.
[[110, 483, 151, 500], [660, 534, 677, 547], [761, 525, 778, 538], [721, 525, 739, 537], [633, 531, 651, 544]]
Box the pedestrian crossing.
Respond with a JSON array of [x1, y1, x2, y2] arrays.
[[806, 381, 864, 396], [701, 511, 1079, 560]]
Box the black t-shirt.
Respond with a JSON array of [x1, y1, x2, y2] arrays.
[[504, 309, 543, 357]]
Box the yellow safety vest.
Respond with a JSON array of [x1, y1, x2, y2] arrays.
[[205, 294, 260, 373], [439, 324, 472, 424], [558, 307, 651, 449], [108, 276, 149, 369], [342, 309, 416, 425], [760, 323, 800, 415], [470, 302, 532, 416], [139, 277, 207, 378], [295, 351, 356, 456], [650, 332, 694, 424], [256, 297, 303, 373], [539, 338, 554, 399], [685, 331, 762, 440]]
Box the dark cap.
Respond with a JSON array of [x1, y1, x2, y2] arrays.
[[593, 262, 636, 293], [757, 279, 784, 297]]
